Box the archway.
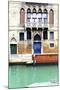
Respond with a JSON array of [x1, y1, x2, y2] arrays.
[[34, 34, 41, 41]]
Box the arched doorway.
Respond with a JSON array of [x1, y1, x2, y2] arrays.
[[33, 34, 41, 54]]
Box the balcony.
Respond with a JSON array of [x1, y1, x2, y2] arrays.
[[25, 21, 48, 28], [32, 22, 37, 27]]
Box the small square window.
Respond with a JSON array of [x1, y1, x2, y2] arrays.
[[50, 43, 54, 47]]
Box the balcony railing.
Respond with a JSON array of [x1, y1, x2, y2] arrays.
[[25, 21, 48, 27]]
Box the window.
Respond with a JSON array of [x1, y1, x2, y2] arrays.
[[44, 18, 48, 25], [20, 8, 25, 26], [43, 28, 48, 40], [27, 18, 30, 22], [27, 8, 31, 13], [50, 43, 54, 47], [27, 30, 31, 40], [49, 9, 54, 25], [32, 8, 37, 23], [38, 18, 42, 25], [10, 44, 17, 54], [19, 32, 24, 40], [38, 28, 42, 31], [33, 8, 36, 13], [38, 8, 42, 13], [50, 32, 54, 40], [38, 8, 42, 25], [43, 9, 48, 25], [27, 8, 31, 19]]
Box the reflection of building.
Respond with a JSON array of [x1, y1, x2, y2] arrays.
[[9, 1, 58, 64]]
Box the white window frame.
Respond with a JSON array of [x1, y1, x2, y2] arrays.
[[50, 31, 54, 41]]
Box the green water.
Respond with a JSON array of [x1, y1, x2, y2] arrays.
[[9, 64, 58, 88]]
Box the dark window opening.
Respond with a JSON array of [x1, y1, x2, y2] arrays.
[[38, 28, 42, 31], [33, 8, 36, 13], [10, 44, 17, 54], [32, 28, 37, 31], [38, 8, 42, 13], [27, 30, 31, 40], [27, 8, 31, 13], [19, 32, 24, 40], [43, 9, 48, 13], [50, 43, 54, 47], [43, 29, 48, 40]]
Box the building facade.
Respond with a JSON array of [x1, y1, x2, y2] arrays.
[[9, 1, 59, 64]]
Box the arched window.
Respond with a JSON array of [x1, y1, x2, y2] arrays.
[[44, 9, 48, 13], [27, 8, 31, 23], [49, 9, 54, 25], [32, 8, 36, 13], [20, 8, 25, 26], [38, 8, 42, 13], [27, 8, 31, 13], [32, 8, 37, 25], [43, 9, 48, 25], [38, 8, 42, 25], [34, 34, 41, 41]]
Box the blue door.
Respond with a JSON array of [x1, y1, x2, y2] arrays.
[[33, 42, 41, 54]]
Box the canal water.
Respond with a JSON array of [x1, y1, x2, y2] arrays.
[[9, 64, 58, 88]]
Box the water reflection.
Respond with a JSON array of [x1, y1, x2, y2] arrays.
[[9, 64, 58, 88]]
